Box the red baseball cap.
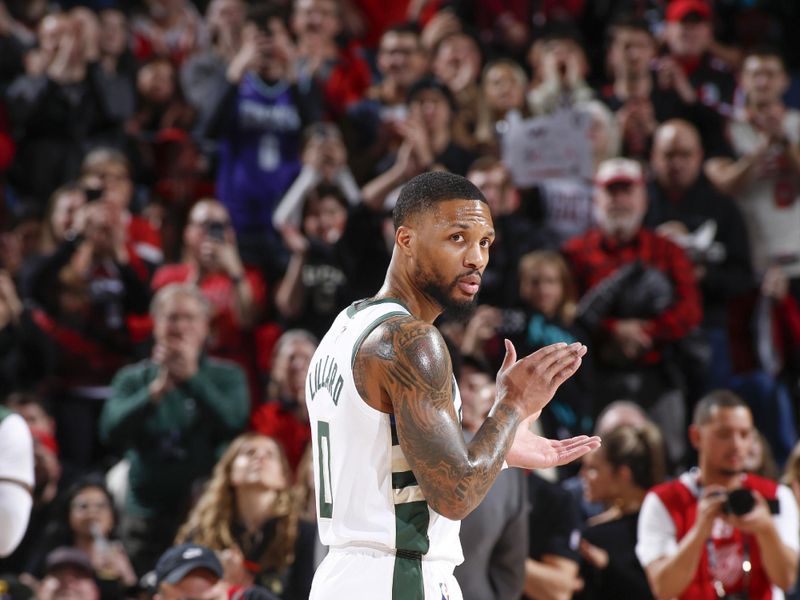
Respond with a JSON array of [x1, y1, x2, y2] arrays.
[[666, 0, 711, 23]]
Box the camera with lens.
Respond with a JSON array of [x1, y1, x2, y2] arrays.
[[205, 220, 227, 241], [718, 488, 780, 517], [721, 488, 756, 516]]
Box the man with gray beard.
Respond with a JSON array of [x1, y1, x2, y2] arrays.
[[563, 158, 703, 468]]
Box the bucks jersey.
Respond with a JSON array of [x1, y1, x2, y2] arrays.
[[306, 298, 464, 567]]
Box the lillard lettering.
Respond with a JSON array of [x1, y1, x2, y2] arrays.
[[308, 355, 344, 406]]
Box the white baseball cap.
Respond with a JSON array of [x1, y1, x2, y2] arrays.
[[595, 158, 644, 187]]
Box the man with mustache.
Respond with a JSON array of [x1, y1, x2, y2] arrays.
[[305, 171, 600, 599], [637, 391, 799, 599], [563, 158, 703, 468]]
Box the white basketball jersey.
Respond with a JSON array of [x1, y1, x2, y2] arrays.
[[305, 298, 464, 565]]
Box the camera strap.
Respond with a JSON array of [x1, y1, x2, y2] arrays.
[[706, 538, 751, 599]]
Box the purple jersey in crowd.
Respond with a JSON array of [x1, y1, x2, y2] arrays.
[[215, 73, 305, 236]]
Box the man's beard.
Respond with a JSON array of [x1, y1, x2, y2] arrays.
[[718, 467, 744, 477], [418, 268, 480, 322], [594, 206, 642, 241]]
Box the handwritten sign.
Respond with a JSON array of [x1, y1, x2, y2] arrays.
[[501, 109, 593, 186]]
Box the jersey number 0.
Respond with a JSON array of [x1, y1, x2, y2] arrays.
[[317, 420, 333, 518]]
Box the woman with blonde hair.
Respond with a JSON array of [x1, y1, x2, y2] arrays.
[[474, 58, 530, 153], [176, 432, 315, 599], [517, 250, 594, 460], [518, 250, 578, 326]]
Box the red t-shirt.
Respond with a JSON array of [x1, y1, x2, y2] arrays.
[[321, 45, 372, 117], [250, 401, 310, 472]]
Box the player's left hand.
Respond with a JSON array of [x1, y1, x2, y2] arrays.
[[506, 413, 601, 469]]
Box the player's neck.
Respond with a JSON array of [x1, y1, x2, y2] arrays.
[[376, 259, 442, 323]]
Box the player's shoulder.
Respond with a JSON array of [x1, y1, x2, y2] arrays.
[[360, 315, 450, 375], [374, 314, 445, 349]]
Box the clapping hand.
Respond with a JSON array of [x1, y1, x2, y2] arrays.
[[656, 56, 697, 104], [612, 319, 653, 359], [497, 340, 586, 416], [227, 23, 267, 84], [506, 413, 601, 469], [497, 339, 601, 468]]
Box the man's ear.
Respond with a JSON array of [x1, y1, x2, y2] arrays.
[[395, 225, 415, 256], [617, 463, 634, 485], [688, 424, 701, 450]]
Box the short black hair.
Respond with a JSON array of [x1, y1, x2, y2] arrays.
[[383, 21, 421, 39], [538, 22, 585, 47], [608, 14, 654, 45], [304, 183, 348, 217], [692, 389, 749, 426], [744, 44, 787, 70], [406, 76, 457, 112], [4, 390, 53, 417], [393, 171, 486, 229]]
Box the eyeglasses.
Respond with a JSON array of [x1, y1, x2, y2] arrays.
[[190, 220, 230, 228]]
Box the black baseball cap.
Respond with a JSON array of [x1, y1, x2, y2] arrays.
[[154, 544, 223, 586], [406, 76, 457, 112]]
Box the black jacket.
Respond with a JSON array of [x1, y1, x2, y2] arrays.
[[645, 174, 754, 328]]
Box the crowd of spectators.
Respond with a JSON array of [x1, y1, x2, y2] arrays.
[[2, 0, 800, 599]]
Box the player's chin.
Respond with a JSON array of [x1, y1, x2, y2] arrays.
[[443, 296, 479, 321], [450, 289, 478, 305]]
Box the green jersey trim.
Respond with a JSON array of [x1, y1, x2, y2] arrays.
[[392, 547, 424, 600], [350, 311, 408, 368], [346, 297, 412, 318]]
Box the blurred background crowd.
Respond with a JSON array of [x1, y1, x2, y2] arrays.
[[1, 0, 800, 598]]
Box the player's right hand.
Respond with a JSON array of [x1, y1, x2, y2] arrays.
[[496, 339, 586, 418]]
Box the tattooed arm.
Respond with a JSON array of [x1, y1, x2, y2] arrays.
[[357, 315, 596, 520]]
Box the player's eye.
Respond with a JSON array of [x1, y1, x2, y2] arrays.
[[450, 234, 464, 242]]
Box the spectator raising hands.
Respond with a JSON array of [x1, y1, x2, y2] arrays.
[[206, 4, 320, 274], [152, 199, 266, 401]]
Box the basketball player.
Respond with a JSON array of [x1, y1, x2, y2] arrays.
[[305, 171, 601, 599]]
